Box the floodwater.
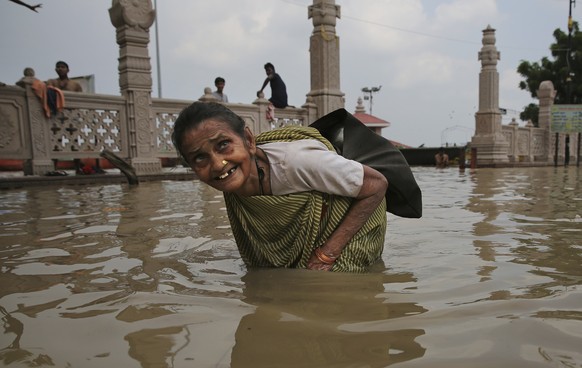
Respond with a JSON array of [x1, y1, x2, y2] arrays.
[[0, 166, 581, 368]]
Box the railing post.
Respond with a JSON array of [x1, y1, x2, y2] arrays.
[[252, 92, 271, 134], [21, 74, 54, 175], [109, 0, 161, 175]]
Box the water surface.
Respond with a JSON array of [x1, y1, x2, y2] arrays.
[[0, 166, 581, 367]]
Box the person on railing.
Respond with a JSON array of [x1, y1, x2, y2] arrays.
[[257, 62, 288, 109], [212, 76, 229, 103], [172, 102, 388, 272], [46, 61, 82, 92]]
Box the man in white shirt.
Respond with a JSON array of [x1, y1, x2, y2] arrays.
[[212, 77, 229, 102]]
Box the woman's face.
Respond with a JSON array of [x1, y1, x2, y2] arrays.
[[180, 119, 256, 194]]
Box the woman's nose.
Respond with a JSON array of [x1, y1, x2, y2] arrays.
[[211, 156, 226, 170]]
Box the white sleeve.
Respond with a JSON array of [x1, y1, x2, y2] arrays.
[[261, 140, 364, 197]]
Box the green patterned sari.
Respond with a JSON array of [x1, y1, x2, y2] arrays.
[[224, 126, 386, 272]]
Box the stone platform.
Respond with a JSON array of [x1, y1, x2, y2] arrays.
[[0, 168, 196, 190]]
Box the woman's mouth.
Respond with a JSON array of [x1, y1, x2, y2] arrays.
[[216, 166, 237, 180]]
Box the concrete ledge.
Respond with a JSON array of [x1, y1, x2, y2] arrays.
[[0, 170, 197, 189]]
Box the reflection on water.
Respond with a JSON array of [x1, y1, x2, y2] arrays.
[[231, 269, 426, 367], [0, 167, 581, 367]]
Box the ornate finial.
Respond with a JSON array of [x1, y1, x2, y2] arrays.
[[308, 0, 341, 27], [355, 96, 366, 113], [110, 0, 155, 30], [478, 24, 499, 67]]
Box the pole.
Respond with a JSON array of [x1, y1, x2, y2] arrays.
[[567, 0, 575, 103], [572, 0, 582, 167], [559, 0, 576, 166], [154, 0, 162, 98], [361, 86, 381, 115], [555, 133, 559, 166], [577, 132, 581, 166]]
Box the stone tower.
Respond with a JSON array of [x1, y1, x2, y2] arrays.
[[471, 25, 509, 166], [307, 0, 345, 118], [109, 0, 162, 175]]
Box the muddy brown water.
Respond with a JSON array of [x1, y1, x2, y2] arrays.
[[0, 166, 581, 367]]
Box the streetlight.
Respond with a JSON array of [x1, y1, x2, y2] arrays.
[[361, 86, 382, 115]]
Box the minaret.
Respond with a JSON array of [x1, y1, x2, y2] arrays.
[[471, 25, 509, 166], [307, 0, 345, 118]]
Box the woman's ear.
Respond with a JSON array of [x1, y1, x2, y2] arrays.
[[244, 126, 257, 154]]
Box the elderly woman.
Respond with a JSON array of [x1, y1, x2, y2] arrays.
[[172, 102, 387, 272]]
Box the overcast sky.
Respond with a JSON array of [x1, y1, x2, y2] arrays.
[[1, 0, 577, 147]]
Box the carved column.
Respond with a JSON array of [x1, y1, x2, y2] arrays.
[[307, 0, 345, 118], [471, 25, 509, 166], [109, 0, 161, 175], [537, 81, 556, 163]]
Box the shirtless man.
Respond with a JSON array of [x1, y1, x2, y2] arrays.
[[46, 61, 82, 92], [435, 148, 449, 168]]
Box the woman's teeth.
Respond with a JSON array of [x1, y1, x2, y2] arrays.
[[218, 167, 236, 180]]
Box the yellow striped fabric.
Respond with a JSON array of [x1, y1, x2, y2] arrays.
[[224, 126, 387, 272]]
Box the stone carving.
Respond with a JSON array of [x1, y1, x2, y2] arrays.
[[50, 108, 123, 153], [308, 0, 341, 27], [517, 131, 529, 155], [155, 112, 178, 153], [110, 0, 155, 31], [478, 25, 500, 68], [0, 105, 18, 151]]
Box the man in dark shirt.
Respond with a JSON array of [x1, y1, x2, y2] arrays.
[[257, 62, 288, 108]]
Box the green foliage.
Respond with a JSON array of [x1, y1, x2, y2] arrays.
[[517, 21, 582, 110], [519, 103, 539, 127]]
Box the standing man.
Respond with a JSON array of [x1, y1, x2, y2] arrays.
[[257, 62, 288, 108], [46, 61, 82, 92], [212, 77, 229, 102]]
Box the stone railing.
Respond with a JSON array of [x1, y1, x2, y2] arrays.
[[501, 118, 547, 163], [0, 80, 317, 175]]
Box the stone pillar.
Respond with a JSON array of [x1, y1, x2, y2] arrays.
[[21, 75, 55, 175], [470, 25, 509, 166], [537, 81, 556, 163], [307, 0, 345, 118], [109, 0, 161, 175], [301, 96, 319, 126], [252, 92, 272, 133]]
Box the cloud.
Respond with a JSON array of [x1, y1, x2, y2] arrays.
[[433, 0, 498, 29], [341, 0, 427, 52], [392, 51, 454, 87]]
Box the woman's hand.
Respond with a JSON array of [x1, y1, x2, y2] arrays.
[[306, 248, 337, 271]]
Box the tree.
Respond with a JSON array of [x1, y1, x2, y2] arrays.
[[517, 21, 582, 120], [519, 103, 539, 126]]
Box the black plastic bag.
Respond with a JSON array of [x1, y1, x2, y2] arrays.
[[309, 108, 422, 218]]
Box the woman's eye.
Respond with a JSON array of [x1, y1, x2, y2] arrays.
[[218, 140, 229, 150], [193, 154, 207, 165]]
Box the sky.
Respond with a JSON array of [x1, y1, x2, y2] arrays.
[[1, 0, 577, 147]]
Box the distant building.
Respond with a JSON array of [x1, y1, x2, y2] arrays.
[[353, 97, 411, 148], [72, 74, 95, 93]]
